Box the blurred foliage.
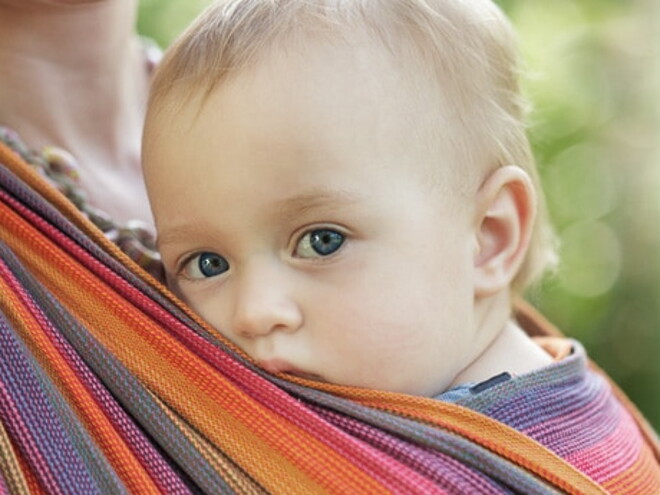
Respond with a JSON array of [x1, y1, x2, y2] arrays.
[[137, 0, 211, 48], [137, 0, 659, 427]]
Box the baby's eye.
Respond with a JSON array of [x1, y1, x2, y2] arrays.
[[181, 252, 229, 279], [295, 229, 345, 258]]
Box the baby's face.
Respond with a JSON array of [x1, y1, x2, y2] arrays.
[[144, 39, 480, 396]]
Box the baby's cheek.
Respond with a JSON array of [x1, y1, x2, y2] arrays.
[[183, 292, 227, 334]]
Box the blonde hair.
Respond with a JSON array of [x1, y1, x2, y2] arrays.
[[148, 0, 558, 292]]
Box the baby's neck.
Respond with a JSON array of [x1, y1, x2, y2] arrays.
[[449, 318, 553, 389]]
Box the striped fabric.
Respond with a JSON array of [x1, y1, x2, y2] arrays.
[[450, 339, 660, 494], [0, 140, 657, 494]]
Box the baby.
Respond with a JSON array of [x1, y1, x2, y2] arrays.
[[142, 0, 558, 399], [142, 1, 660, 488]]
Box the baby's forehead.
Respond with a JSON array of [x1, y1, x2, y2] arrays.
[[165, 37, 469, 172], [148, 14, 501, 197]]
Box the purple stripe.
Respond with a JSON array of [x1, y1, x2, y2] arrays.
[[0, 313, 99, 494]]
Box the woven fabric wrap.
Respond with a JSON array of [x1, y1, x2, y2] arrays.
[[0, 140, 653, 495]]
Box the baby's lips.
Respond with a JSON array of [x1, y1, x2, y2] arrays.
[[258, 359, 323, 381]]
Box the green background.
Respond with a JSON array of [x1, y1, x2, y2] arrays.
[[137, 0, 660, 428]]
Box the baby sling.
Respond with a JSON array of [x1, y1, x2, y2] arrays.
[[0, 141, 658, 494]]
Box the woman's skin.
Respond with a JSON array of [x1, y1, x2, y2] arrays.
[[0, 0, 153, 225]]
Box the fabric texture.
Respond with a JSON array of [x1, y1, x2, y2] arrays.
[[0, 139, 658, 494], [439, 339, 660, 493]]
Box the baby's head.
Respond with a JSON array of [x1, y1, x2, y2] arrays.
[[143, 0, 556, 396]]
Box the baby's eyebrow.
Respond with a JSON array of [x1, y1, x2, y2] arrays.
[[156, 222, 208, 250], [274, 188, 361, 219]]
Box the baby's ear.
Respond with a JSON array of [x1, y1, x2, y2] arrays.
[[473, 166, 536, 298]]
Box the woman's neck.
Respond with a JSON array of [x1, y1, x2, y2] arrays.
[[0, 2, 153, 224]]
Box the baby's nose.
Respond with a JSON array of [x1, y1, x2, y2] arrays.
[[230, 266, 303, 339]]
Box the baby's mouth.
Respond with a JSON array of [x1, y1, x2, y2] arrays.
[[258, 359, 324, 381]]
